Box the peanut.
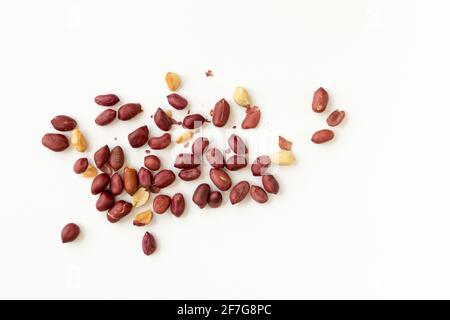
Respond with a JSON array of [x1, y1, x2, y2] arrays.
[[133, 210, 153, 226], [83, 165, 97, 178], [71, 128, 87, 152], [165, 72, 181, 91], [132, 187, 150, 208], [176, 130, 194, 144], [270, 150, 296, 166], [233, 87, 251, 107]]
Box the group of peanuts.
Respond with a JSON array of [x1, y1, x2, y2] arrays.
[[44, 72, 344, 256]]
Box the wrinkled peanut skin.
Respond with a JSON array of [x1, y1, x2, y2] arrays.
[[128, 125, 149, 148], [262, 175, 279, 194], [250, 185, 268, 203], [208, 191, 222, 208], [311, 129, 334, 144], [95, 94, 119, 107], [109, 146, 124, 171], [42, 133, 69, 152], [209, 168, 232, 191], [142, 232, 157, 255], [94, 145, 110, 168], [230, 181, 250, 205], [73, 158, 88, 174], [118, 103, 142, 120], [251, 155, 271, 176], [178, 168, 201, 181], [170, 193, 185, 217], [138, 167, 153, 188], [205, 148, 225, 169], [51, 115, 77, 131], [110, 172, 124, 196], [96, 190, 115, 211], [182, 114, 206, 129], [241, 106, 261, 129], [167, 93, 188, 110], [107, 200, 132, 223], [154, 108, 173, 131], [153, 195, 171, 214], [153, 170, 176, 188], [192, 183, 211, 209], [212, 98, 230, 127], [312, 87, 328, 113], [326, 110, 345, 127], [91, 173, 110, 195], [144, 155, 161, 171], [148, 133, 171, 150], [95, 109, 117, 126], [174, 153, 200, 169]]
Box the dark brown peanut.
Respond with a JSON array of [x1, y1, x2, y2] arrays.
[[61, 223, 80, 243], [95, 109, 116, 126], [225, 155, 247, 171], [178, 168, 201, 181], [311, 129, 334, 144], [228, 134, 248, 154], [170, 193, 185, 217], [326, 110, 345, 127], [96, 190, 115, 211], [230, 181, 250, 205], [108, 146, 124, 171], [174, 153, 200, 169], [148, 133, 171, 150], [128, 125, 149, 148], [118, 103, 142, 120], [142, 232, 156, 255], [42, 133, 69, 152], [212, 98, 230, 127], [107, 200, 132, 223], [51, 115, 77, 131], [192, 137, 209, 157], [124, 167, 138, 195], [73, 158, 88, 174], [167, 93, 188, 110], [110, 172, 124, 196], [94, 145, 110, 168], [91, 173, 110, 195], [182, 114, 206, 129], [208, 191, 222, 208], [209, 168, 232, 191], [144, 155, 161, 171], [241, 106, 261, 129], [95, 94, 119, 106], [153, 169, 176, 188], [250, 185, 268, 203], [153, 194, 171, 214], [138, 167, 153, 188], [262, 175, 279, 194], [312, 87, 328, 113], [154, 107, 173, 131], [251, 155, 271, 176], [205, 148, 225, 169], [192, 183, 211, 209]]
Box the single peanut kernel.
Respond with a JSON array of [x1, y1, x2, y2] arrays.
[[83, 165, 97, 178], [133, 210, 153, 226], [165, 72, 181, 91], [270, 150, 296, 166], [71, 128, 88, 152], [176, 130, 194, 144], [233, 86, 251, 107], [164, 109, 173, 118], [132, 187, 150, 208]]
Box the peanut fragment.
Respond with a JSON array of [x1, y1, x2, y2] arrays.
[[278, 136, 293, 151], [83, 165, 97, 178], [165, 72, 181, 91], [132, 187, 150, 208], [71, 128, 88, 152], [176, 130, 194, 144], [133, 210, 153, 226], [233, 87, 251, 107], [270, 150, 296, 166]]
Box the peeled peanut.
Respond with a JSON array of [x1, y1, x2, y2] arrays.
[[132, 187, 150, 208], [133, 210, 153, 226], [71, 128, 87, 152], [233, 87, 251, 107], [83, 165, 97, 178], [270, 150, 296, 166], [176, 130, 194, 144], [165, 72, 181, 91]]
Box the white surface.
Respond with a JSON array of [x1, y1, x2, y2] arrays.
[[1, 0, 449, 299]]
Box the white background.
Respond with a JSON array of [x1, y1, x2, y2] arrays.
[[0, 0, 449, 299]]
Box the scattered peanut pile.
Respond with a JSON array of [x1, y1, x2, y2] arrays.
[[43, 72, 345, 256]]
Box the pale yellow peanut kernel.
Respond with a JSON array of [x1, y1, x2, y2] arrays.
[[165, 72, 181, 91], [233, 86, 251, 107], [133, 210, 153, 226], [71, 128, 87, 152], [83, 165, 97, 178], [132, 187, 150, 208], [176, 130, 194, 144], [270, 150, 296, 166]]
